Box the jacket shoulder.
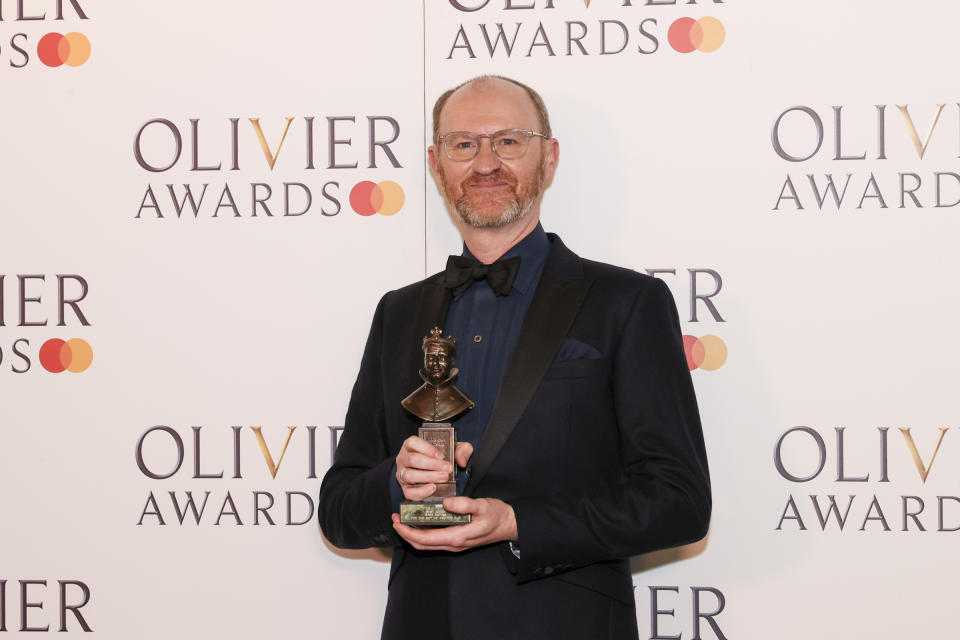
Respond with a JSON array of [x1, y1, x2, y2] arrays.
[[578, 256, 672, 305], [379, 272, 445, 313]]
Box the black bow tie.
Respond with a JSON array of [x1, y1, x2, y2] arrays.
[[444, 254, 522, 297]]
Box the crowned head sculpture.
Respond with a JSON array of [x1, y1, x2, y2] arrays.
[[422, 327, 458, 382], [401, 326, 474, 423]]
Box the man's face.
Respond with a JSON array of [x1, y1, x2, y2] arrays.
[[424, 346, 452, 381], [429, 79, 558, 229]]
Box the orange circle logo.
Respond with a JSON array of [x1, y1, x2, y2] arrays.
[[37, 32, 91, 67], [350, 181, 404, 216], [668, 17, 725, 54], [39, 338, 93, 373], [683, 334, 727, 371]]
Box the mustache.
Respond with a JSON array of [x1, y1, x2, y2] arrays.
[[461, 169, 517, 189]]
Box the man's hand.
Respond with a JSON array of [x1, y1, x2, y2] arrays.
[[391, 496, 518, 553], [395, 437, 474, 502]]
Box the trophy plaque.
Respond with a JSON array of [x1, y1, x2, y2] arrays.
[[399, 327, 475, 527]]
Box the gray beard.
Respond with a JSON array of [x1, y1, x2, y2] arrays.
[[454, 194, 534, 229]]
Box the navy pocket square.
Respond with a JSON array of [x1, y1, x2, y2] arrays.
[[555, 339, 604, 362]]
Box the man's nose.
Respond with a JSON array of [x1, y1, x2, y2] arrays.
[[471, 137, 502, 173]]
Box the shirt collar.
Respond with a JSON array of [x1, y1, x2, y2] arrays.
[[462, 222, 550, 295]]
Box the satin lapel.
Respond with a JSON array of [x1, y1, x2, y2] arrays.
[[465, 238, 589, 493], [406, 277, 453, 389]]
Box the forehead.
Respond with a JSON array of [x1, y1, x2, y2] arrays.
[[439, 78, 540, 134]]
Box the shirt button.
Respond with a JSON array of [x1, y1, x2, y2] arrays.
[[474, 335, 482, 343]]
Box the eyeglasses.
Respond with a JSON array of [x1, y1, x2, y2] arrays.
[[437, 128, 548, 161]]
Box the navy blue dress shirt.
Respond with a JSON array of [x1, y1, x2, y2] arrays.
[[391, 223, 550, 509]]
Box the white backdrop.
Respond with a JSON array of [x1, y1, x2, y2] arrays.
[[2, 1, 958, 637]]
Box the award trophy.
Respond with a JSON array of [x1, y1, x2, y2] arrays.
[[399, 327, 475, 526]]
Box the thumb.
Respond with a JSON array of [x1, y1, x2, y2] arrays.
[[442, 496, 475, 514], [454, 442, 474, 468]]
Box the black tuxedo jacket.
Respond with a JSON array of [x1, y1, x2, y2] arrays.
[[319, 234, 711, 640]]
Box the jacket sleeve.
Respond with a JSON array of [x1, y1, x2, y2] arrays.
[[507, 278, 712, 581], [317, 294, 401, 549]]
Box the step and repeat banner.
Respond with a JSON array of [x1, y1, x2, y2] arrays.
[[2, 1, 957, 638]]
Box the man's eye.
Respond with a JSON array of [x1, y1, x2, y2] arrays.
[[453, 139, 476, 149], [498, 137, 519, 146]]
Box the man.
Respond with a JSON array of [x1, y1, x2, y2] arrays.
[[318, 75, 711, 640]]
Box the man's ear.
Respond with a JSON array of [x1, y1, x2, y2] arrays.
[[428, 145, 440, 176], [544, 138, 559, 179], [540, 138, 560, 189]]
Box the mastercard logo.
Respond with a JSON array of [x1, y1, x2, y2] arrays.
[[37, 32, 91, 68], [683, 334, 727, 372], [668, 17, 725, 54], [39, 338, 93, 373], [349, 181, 404, 216]]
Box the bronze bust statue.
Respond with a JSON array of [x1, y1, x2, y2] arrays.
[[401, 327, 475, 423]]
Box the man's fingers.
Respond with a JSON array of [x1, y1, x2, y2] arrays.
[[392, 518, 482, 550], [442, 496, 479, 514], [402, 483, 437, 502], [403, 435, 444, 458], [454, 442, 474, 468], [399, 468, 450, 486], [395, 437, 453, 492], [390, 498, 511, 552], [405, 452, 453, 474], [392, 516, 445, 550]]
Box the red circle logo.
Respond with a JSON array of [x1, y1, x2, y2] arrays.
[[668, 18, 725, 54], [37, 32, 91, 67], [349, 181, 404, 216], [39, 338, 93, 373]]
